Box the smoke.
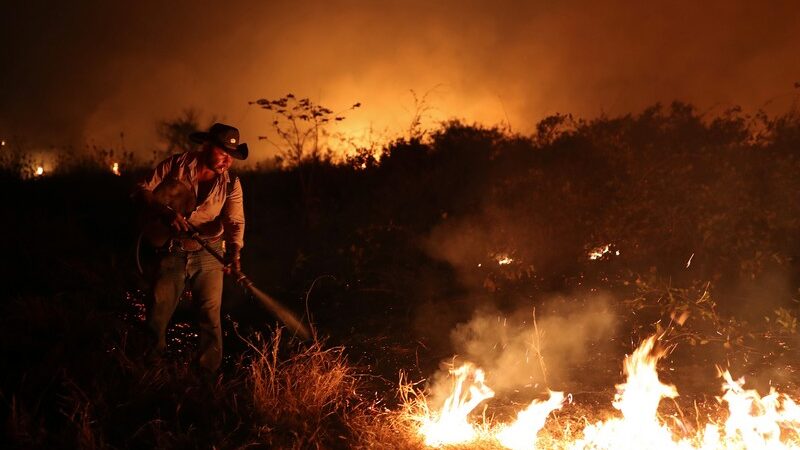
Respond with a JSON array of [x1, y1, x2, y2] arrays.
[[3, 0, 799, 159], [417, 293, 617, 412], [448, 294, 617, 394], [423, 204, 580, 291]]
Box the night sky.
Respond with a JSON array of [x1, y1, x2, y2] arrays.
[[2, 0, 798, 160]]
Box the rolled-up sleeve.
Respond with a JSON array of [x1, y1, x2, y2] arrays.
[[222, 177, 245, 249]]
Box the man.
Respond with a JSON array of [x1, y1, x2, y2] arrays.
[[136, 122, 247, 374]]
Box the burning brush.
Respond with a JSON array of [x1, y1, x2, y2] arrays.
[[402, 335, 800, 449]]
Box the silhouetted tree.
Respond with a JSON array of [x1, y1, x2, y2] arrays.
[[250, 94, 360, 228], [250, 94, 360, 166], [154, 108, 211, 162]]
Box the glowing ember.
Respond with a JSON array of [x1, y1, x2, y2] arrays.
[[495, 391, 564, 450], [111, 162, 121, 176], [686, 253, 695, 268], [417, 362, 495, 447], [35, 166, 44, 176], [497, 255, 514, 265], [588, 244, 619, 260]]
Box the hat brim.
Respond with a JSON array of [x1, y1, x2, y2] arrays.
[[189, 132, 249, 160], [228, 143, 248, 160]]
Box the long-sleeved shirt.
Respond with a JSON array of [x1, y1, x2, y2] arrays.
[[136, 151, 245, 249]]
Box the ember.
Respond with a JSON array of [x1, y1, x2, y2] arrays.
[[497, 255, 514, 265], [588, 244, 619, 260]]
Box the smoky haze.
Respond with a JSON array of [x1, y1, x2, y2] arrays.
[[2, 0, 798, 160], [416, 291, 618, 414], [448, 296, 617, 393]]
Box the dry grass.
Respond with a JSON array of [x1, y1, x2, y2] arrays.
[[243, 327, 363, 448], [2, 314, 425, 449], [240, 328, 441, 449]]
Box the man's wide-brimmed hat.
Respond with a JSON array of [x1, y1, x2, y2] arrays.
[[189, 123, 249, 160]]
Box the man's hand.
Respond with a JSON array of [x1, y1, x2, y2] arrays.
[[224, 244, 242, 274], [162, 208, 190, 232]]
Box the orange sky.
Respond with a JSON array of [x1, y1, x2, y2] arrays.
[[2, 0, 798, 161]]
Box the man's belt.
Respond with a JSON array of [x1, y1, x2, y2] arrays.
[[168, 234, 222, 252]]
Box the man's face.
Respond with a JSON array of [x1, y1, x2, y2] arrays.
[[204, 146, 233, 175]]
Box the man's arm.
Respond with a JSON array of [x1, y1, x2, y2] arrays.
[[134, 154, 174, 202], [222, 176, 245, 269], [133, 155, 190, 232]]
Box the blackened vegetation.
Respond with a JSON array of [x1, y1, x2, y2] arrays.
[[2, 102, 800, 448]]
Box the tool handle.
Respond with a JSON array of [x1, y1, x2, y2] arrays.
[[165, 206, 248, 283], [164, 207, 310, 340]]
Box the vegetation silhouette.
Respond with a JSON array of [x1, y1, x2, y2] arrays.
[[2, 101, 800, 448]]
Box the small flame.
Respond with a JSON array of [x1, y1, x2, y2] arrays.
[[1, 140, 5, 146], [35, 166, 44, 176], [111, 162, 121, 176], [496, 391, 564, 450], [686, 252, 695, 268], [571, 336, 800, 449], [497, 255, 514, 265], [588, 244, 610, 260], [416, 362, 495, 447], [589, 244, 619, 260], [717, 370, 800, 448]]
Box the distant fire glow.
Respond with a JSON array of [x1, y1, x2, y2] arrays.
[[588, 244, 619, 260], [111, 162, 121, 176], [35, 166, 44, 176]]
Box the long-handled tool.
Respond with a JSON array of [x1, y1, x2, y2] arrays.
[[164, 206, 312, 341], [143, 178, 312, 340]]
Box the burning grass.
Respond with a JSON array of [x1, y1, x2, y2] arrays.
[[389, 336, 800, 449], [5, 279, 800, 449]]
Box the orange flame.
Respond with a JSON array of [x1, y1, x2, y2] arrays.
[[417, 362, 495, 447], [406, 335, 800, 449], [574, 336, 683, 449], [495, 391, 564, 450]]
